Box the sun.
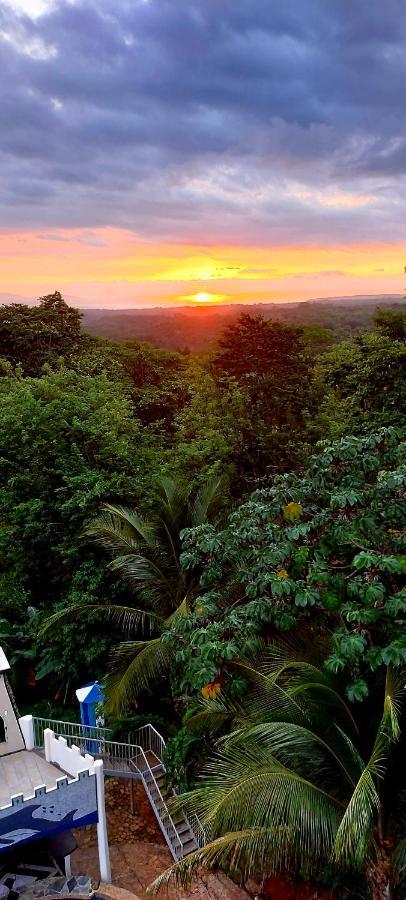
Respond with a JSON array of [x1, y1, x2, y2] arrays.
[[181, 290, 228, 304], [194, 292, 216, 302], [183, 291, 227, 303]]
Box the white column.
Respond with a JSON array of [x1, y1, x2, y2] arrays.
[[43, 727, 54, 763], [94, 759, 111, 883], [19, 715, 35, 750]]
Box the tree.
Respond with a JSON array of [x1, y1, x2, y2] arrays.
[[151, 651, 405, 899], [0, 367, 158, 613], [319, 332, 406, 433], [162, 428, 405, 702], [40, 475, 227, 713], [0, 292, 82, 375], [209, 314, 322, 478], [374, 308, 406, 342], [170, 363, 258, 489]]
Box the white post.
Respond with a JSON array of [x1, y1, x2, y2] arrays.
[[19, 715, 35, 750], [94, 759, 111, 883], [44, 727, 54, 763]]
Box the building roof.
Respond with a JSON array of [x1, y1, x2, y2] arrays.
[[76, 681, 104, 705]]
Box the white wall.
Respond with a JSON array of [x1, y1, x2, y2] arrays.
[[44, 729, 95, 777], [43, 729, 111, 882]]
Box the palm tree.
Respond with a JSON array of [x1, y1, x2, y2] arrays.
[[151, 647, 405, 900], [40, 475, 226, 714]]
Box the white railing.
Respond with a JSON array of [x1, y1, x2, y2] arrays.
[[32, 717, 205, 858], [127, 724, 165, 761], [33, 717, 110, 751], [130, 747, 184, 861]]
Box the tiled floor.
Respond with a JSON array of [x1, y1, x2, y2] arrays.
[[0, 751, 62, 806]]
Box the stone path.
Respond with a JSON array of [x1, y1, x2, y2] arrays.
[[72, 778, 250, 900], [72, 841, 250, 899]]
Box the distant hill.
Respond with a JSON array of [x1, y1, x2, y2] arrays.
[[81, 294, 405, 352]]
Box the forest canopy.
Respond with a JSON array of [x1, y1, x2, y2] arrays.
[[0, 293, 405, 898]]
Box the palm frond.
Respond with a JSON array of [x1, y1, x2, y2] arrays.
[[186, 700, 238, 738], [177, 742, 342, 851], [333, 668, 404, 869], [100, 503, 159, 549], [84, 506, 158, 557], [105, 638, 173, 714], [393, 837, 406, 885], [164, 594, 193, 628], [231, 660, 308, 724], [236, 721, 357, 789], [154, 742, 340, 892], [189, 475, 227, 527], [381, 666, 403, 742], [107, 553, 178, 611], [39, 603, 162, 638], [156, 476, 189, 527], [148, 827, 294, 892]]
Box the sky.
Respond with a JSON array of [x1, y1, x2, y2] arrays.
[[0, 0, 405, 308]]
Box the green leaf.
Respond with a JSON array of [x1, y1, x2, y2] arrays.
[[346, 679, 369, 703]]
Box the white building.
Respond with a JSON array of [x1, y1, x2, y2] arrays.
[[0, 648, 110, 883]]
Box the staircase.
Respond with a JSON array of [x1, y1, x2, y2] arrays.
[[32, 718, 205, 862], [130, 747, 198, 861]]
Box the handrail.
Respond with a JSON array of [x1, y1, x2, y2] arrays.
[[32, 716, 110, 749], [32, 717, 205, 857], [127, 723, 165, 762], [186, 811, 207, 848], [172, 785, 206, 848], [130, 749, 183, 860]]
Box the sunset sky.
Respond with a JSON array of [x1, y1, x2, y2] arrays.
[[1, 0, 405, 308]]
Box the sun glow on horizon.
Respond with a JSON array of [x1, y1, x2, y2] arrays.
[[0, 229, 404, 307], [186, 291, 227, 303]]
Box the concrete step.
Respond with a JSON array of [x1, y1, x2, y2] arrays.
[[180, 837, 197, 855], [176, 820, 193, 837]]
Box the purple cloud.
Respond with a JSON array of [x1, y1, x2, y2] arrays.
[[0, 0, 405, 243]]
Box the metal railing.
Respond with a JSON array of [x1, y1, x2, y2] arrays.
[[186, 811, 207, 849], [130, 748, 184, 860], [32, 717, 205, 858], [33, 717, 110, 751], [173, 785, 207, 849], [127, 723, 165, 762]]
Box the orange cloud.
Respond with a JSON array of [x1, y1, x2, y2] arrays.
[[0, 228, 404, 306]]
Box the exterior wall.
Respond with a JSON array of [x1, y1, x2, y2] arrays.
[[44, 732, 111, 881], [0, 770, 98, 855], [0, 729, 111, 883], [0, 674, 25, 757]]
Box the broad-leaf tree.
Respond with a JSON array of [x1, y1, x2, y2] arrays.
[[0, 292, 82, 375], [162, 428, 405, 701]]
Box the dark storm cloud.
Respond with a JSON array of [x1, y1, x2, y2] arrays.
[[0, 0, 405, 240]]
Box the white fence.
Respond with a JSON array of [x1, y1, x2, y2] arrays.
[[44, 729, 95, 777]]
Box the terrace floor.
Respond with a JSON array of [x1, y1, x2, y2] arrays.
[[0, 751, 62, 806]]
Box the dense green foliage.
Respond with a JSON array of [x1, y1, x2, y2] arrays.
[[0, 294, 405, 897], [41, 475, 227, 712], [166, 428, 405, 702], [0, 292, 82, 375]]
